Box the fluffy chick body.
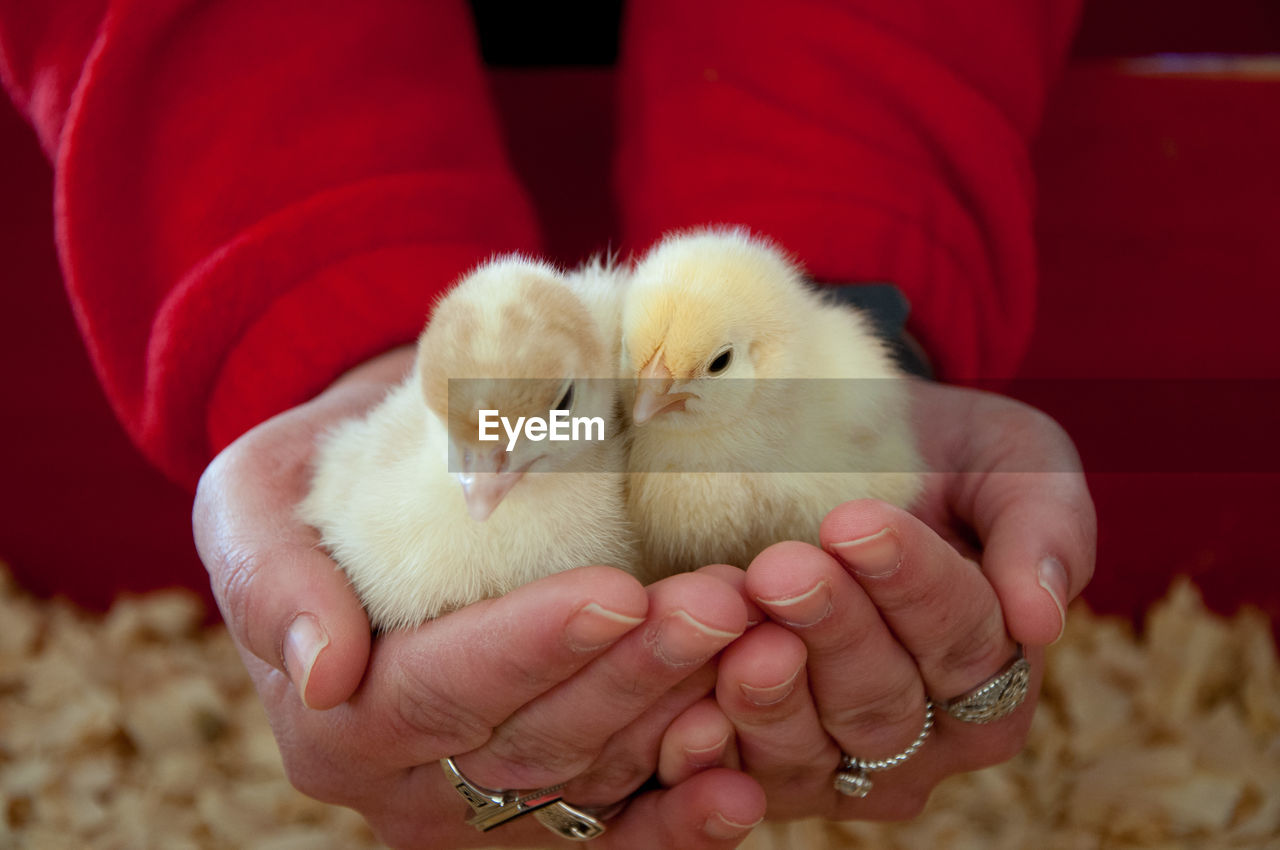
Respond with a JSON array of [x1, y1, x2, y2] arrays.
[[299, 256, 635, 631], [623, 229, 923, 578]]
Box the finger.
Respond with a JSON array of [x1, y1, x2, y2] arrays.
[[266, 564, 651, 797], [819, 500, 1022, 708], [715, 622, 841, 818], [969, 469, 1096, 646], [694, 564, 766, 627], [194, 386, 391, 709], [657, 697, 740, 787], [607, 769, 766, 849], [456, 570, 747, 790], [565, 664, 718, 805], [924, 385, 1096, 646], [566, 564, 759, 805], [746, 542, 928, 764]]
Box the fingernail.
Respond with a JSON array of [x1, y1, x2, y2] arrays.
[[740, 664, 803, 706], [757, 580, 832, 628], [650, 610, 741, 667], [703, 812, 763, 840], [830, 528, 902, 578], [283, 613, 328, 710], [684, 733, 730, 768], [1038, 556, 1069, 644], [566, 602, 645, 651]]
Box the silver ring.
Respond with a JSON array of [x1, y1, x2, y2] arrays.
[[943, 645, 1031, 724], [440, 757, 606, 840], [834, 700, 935, 798]]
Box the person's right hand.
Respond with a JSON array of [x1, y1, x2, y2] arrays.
[[656, 381, 1095, 824], [192, 348, 766, 849]]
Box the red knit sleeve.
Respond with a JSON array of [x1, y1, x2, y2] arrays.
[[615, 0, 1082, 379], [0, 0, 540, 490]]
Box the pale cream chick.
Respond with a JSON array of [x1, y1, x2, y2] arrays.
[[299, 256, 636, 631], [622, 228, 923, 579]]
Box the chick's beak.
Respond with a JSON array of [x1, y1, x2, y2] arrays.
[[633, 354, 695, 424], [456, 447, 525, 522]]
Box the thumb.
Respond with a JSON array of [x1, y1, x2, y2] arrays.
[[977, 474, 1096, 647], [963, 408, 1097, 647], [193, 387, 386, 709]]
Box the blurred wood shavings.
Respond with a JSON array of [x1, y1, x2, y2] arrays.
[[0, 566, 380, 850], [1, 566, 1276, 849]]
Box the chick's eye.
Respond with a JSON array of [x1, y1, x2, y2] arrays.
[[707, 347, 733, 375], [555, 382, 575, 411]]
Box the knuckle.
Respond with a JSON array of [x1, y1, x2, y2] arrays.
[[1003, 398, 1065, 442], [575, 751, 654, 797], [193, 438, 255, 533], [826, 671, 923, 740], [980, 402, 1070, 472], [1021, 403, 1069, 442], [193, 445, 232, 511], [210, 542, 268, 654], [487, 723, 595, 782], [193, 464, 281, 663], [934, 617, 1009, 686], [392, 672, 491, 756], [880, 570, 955, 624], [487, 656, 569, 703]]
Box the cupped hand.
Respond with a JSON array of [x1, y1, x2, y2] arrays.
[[675, 380, 1095, 820], [192, 348, 766, 848]]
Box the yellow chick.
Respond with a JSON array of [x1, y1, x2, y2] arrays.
[[622, 228, 923, 579], [299, 255, 636, 631]]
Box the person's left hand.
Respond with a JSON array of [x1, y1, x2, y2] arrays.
[[657, 380, 1096, 820]]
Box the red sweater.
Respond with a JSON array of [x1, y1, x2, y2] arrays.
[[0, 0, 1080, 490]]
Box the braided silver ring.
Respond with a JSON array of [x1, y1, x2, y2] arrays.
[[943, 645, 1031, 724], [834, 700, 935, 798]]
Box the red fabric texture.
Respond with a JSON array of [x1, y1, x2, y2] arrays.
[[1, 0, 542, 489], [2, 0, 1074, 488], [615, 0, 1081, 381]]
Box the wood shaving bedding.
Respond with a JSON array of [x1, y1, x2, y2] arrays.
[[1, 567, 1276, 849]]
